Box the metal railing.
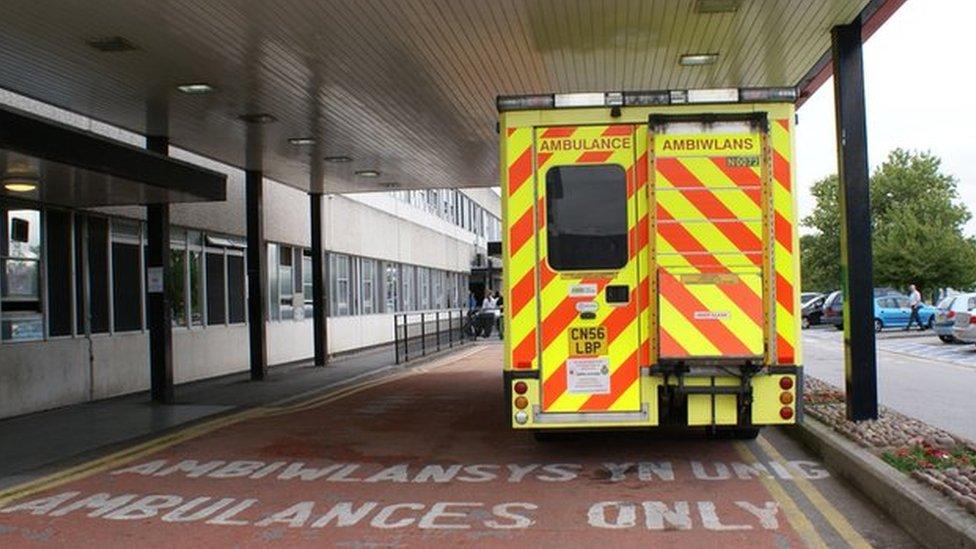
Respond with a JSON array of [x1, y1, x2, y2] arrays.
[[394, 309, 475, 364]]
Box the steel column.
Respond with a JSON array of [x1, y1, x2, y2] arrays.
[[832, 20, 878, 421], [146, 135, 173, 404], [310, 192, 329, 367], [246, 169, 268, 380]]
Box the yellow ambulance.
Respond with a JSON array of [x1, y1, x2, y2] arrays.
[[498, 89, 800, 438]]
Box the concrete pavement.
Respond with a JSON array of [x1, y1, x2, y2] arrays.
[[803, 327, 976, 441], [0, 343, 912, 547]]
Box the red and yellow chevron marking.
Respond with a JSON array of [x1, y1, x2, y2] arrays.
[[653, 129, 767, 359], [533, 124, 644, 413], [635, 130, 652, 368], [771, 118, 799, 364], [503, 127, 538, 370]]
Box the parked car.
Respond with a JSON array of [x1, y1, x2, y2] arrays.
[[800, 292, 822, 304], [951, 295, 976, 343], [821, 290, 844, 329], [821, 289, 934, 332], [933, 293, 976, 343], [800, 293, 826, 329], [873, 295, 937, 332]]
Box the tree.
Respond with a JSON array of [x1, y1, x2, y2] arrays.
[[799, 175, 841, 292], [800, 149, 976, 297]]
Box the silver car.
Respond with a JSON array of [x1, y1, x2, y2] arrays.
[[934, 293, 976, 343], [952, 294, 976, 343]]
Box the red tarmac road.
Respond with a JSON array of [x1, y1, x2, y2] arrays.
[[0, 344, 913, 547]]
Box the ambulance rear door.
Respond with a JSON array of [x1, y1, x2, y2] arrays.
[[650, 114, 773, 363], [534, 124, 644, 415]]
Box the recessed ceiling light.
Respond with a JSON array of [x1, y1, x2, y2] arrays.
[[86, 36, 139, 52], [380, 182, 400, 189], [324, 155, 353, 163], [679, 53, 719, 66], [288, 137, 316, 146], [355, 170, 380, 178], [4, 181, 37, 193], [177, 83, 213, 94], [238, 113, 277, 124], [694, 0, 740, 13]]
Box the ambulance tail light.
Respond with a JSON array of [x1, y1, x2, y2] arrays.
[[514, 396, 529, 410], [780, 407, 794, 420], [947, 311, 955, 319], [779, 377, 794, 390], [514, 381, 528, 395], [970, 315, 976, 325]]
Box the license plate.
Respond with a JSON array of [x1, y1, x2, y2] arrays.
[[568, 325, 607, 356]]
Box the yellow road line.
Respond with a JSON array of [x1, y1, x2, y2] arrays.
[[734, 441, 828, 549], [0, 345, 485, 508], [757, 435, 872, 549]]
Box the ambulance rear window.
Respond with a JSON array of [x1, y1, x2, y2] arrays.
[[545, 165, 628, 271]]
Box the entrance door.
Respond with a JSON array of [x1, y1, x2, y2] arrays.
[[535, 124, 642, 413]]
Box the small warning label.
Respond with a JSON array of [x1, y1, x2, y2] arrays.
[[566, 357, 611, 395], [693, 311, 731, 320]]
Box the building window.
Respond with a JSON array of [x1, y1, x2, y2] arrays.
[[205, 250, 226, 326], [111, 219, 142, 332], [360, 258, 377, 314], [187, 230, 203, 326], [267, 243, 280, 321], [169, 228, 187, 327], [383, 262, 398, 312], [401, 264, 415, 311], [87, 216, 110, 334], [545, 165, 629, 271], [227, 253, 246, 324], [431, 269, 444, 309], [330, 253, 351, 316], [302, 250, 313, 318], [1, 207, 43, 341], [417, 267, 430, 310], [279, 246, 294, 321], [46, 209, 73, 337]]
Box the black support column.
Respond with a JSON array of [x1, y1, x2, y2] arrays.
[[246, 169, 268, 380], [146, 135, 174, 404], [310, 193, 329, 366], [832, 20, 878, 421]]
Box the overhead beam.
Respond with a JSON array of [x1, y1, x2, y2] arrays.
[[832, 20, 877, 422], [0, 106, 225, 202]]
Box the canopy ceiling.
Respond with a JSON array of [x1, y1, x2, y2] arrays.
[[0, 0, 902, 194]]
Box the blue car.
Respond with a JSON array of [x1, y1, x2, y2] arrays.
[[873, 295, 937, 332]]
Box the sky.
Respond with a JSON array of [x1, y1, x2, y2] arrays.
[[795, 0, 976, 236]]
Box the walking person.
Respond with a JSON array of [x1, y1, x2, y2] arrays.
[[905, 283, 924, 331], [478, 291, 498, 338]]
